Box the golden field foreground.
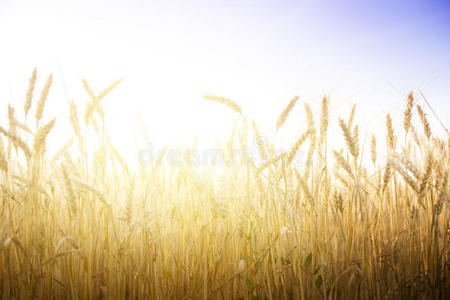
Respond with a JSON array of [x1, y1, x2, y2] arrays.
[[0, 69, 448, 299]]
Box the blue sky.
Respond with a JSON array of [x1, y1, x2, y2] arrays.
[[0, 0, 448, 162]]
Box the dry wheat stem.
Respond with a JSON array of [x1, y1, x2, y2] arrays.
[[404, 92, 414, 134], [417, 105, 431, 139], [33, 118, 56, 156], [203, 94, 243, 115], [0, 126, 31, 159], [339, 118, 358, 158], [371, 135, 377, 166], [386, 114, 396, 150], [24, 68, 37, 118], [286, 128, 313, 165], [35, 74, 53, 121], [276, 95, 299, 131]]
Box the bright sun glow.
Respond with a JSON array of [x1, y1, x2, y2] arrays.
[[1, 0, 449, 167]]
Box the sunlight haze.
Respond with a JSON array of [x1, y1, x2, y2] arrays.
[[1, 0, 449, 165]]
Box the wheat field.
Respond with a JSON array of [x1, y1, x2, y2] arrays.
[[0, 69, 448, 299]]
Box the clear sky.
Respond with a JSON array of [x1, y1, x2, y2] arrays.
[[0, 0, 449, 164]]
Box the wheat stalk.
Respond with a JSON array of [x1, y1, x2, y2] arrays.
[[33, 119, 56, 156], [257, 152, 285, 174], [125, 177, 135, 225], [334, 170, 350, 188], [251, 120, 268, 161], [286, 128, 313, 165], [371, 135, 376, 166], [347, 104, 356, 128], [276, 95, 299, 131], [304, 134, 316, 182], [0, 138, 7, 173], [35, 74, 53, 121], [0, 126, 31, 159], [108, 138, 129, 174], [8, 105, 16, 132], [352, 125, 360, 158], [72, 178, 110, 206], [61, 164, 77, 218], [82, 79, 96, 101], [319, 95, 329, 147], [24, 68, 37, 118], [51, 138, 74, 163], [339, 118, 358, 158], [333, 191, 344, 213], [84, 78, 123, 125], [304, 103, 316, 181], [203, 94, 242, 115], [382, 162, 392, 192], [295, 169, 314, 204], [416, 105, 431, 139], [97, 78, 123, 101], [417, 152, 432, 202], [388, 158, 418, 193], [12, 119, 31, 134], [404, 92, 414, 134], [436, 170, 448, 215], [333, 150, 354, 178], [386, 114, 396, 150], [69, 101, 80, 136], [304, 103, 314, 130], [392, 152, 420, 179]]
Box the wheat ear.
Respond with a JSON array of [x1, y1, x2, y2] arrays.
[[0, 138, 7, 173], [417, 152, 432, 202], [97, 78, 123, 101], [353, 125, 360, 158], [203, 94, 243, 115], [286, 128, 313, 165], [304, 103, 314, 130], [295, 170, 314, 204], [257, 152, 285, 174], [347, 104, 356, 128], [69, 101, 81, 140], [24, 68, 37, 118], [333, 150, 354, 178], [35, 74, 53, 121], [392, 152, 420, 180], [370, 135, 376, 166], [82, 79, 96, 101], [386, 114, 396, 150], [33, 119, 56, 156], [276, 95, 299, 131], [416, 105, 431, 139], [436, 171, 448, 215], [319, 95, 329, 147], [404, 92, 414, 134], [84, 78, 123, 125], [388, 158, 418, 193], [339, 118, 358, 158], [303, 103, 316, 181], [382, 162, 392, 193], [51, 138, 74, 163], [0, 126, 31, 159]]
